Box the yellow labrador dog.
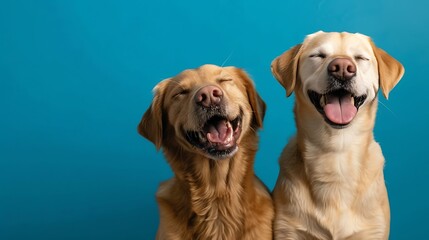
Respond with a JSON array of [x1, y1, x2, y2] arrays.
[[271, 31, 404, 239], [139, 64, 273, 240]]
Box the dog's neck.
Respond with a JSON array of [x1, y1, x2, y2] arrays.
[[162, 130, 259, 239], [294, 96, 383, 206]]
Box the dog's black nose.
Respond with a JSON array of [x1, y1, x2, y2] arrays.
[[328, 58, 356, 81], [195, 85, 223, 107]]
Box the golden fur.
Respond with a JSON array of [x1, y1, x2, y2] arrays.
[[139, 64, 274, 240], [271, 32, 404, 239]]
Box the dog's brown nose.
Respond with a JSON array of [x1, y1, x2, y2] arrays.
[[328, 58, 356, 81], [195, 85, 223, 107]]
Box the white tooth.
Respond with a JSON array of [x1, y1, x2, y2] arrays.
[[320, 95, 326, 107], [227, 130, 233, 143], [351, 96, 355, 106]]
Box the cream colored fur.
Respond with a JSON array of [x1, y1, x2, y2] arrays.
[[271, 31, 404, 240]]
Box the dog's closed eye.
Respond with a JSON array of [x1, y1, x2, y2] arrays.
[[218, 78, 233, 84], [309, 53, 327, 59], [173, 88, 190, 98], [354, 55, 370, 61]]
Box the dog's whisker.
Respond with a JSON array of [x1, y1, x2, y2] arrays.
[[248, 124, 258, 134], [378, 99, 398, 119], [220, 51, 234, 68]]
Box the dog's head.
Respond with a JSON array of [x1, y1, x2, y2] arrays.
[[138, 64, 265, 160], [272, 31, 404, 129]]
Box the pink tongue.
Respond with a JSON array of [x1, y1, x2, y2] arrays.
[[323, 94, 357, 125], [207, 120, 233, 143]]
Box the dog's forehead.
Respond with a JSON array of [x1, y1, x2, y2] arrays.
[[198, 64, 235, 79], [154, 65, 238, 95], [169, 66, 220, 88], [303, 31, 373, 55], [177, 65, 240, 85], [175, 64, 235, 83]]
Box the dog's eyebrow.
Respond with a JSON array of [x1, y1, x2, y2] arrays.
[[219, 69, 233, 80]]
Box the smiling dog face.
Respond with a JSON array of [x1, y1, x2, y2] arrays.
[[139, 64, 265, 160], [272, 31, 404, 129]]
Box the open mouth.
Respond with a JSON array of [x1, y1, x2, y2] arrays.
[[308, 89, 367, 128], [185, 114, 242, 160]]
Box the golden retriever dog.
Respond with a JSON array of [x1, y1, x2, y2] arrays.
[[138, 64, 274, 240], [271, 31, 404, 239]]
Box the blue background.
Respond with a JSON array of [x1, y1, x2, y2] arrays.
[[1, 0, 428, 239]]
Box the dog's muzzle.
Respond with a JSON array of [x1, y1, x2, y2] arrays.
[[308, 89, 367, 128], [185, 114, 242, 160]]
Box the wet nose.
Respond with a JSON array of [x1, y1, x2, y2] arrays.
[[194, 85, 223, 107], [327, 58, 356, 81]]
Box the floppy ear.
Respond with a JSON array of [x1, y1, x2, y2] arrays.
[[371, 41, 405, 99], [137, 79, 169, 150], [235, 69, 266, 128], [271, 44, 303, 97]]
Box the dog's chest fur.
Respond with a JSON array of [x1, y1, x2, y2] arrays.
[[156, 145, 273, 240], [279, 136, 387, 239], [305, 150, 364, 238], [187, 162, 246, 240]]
